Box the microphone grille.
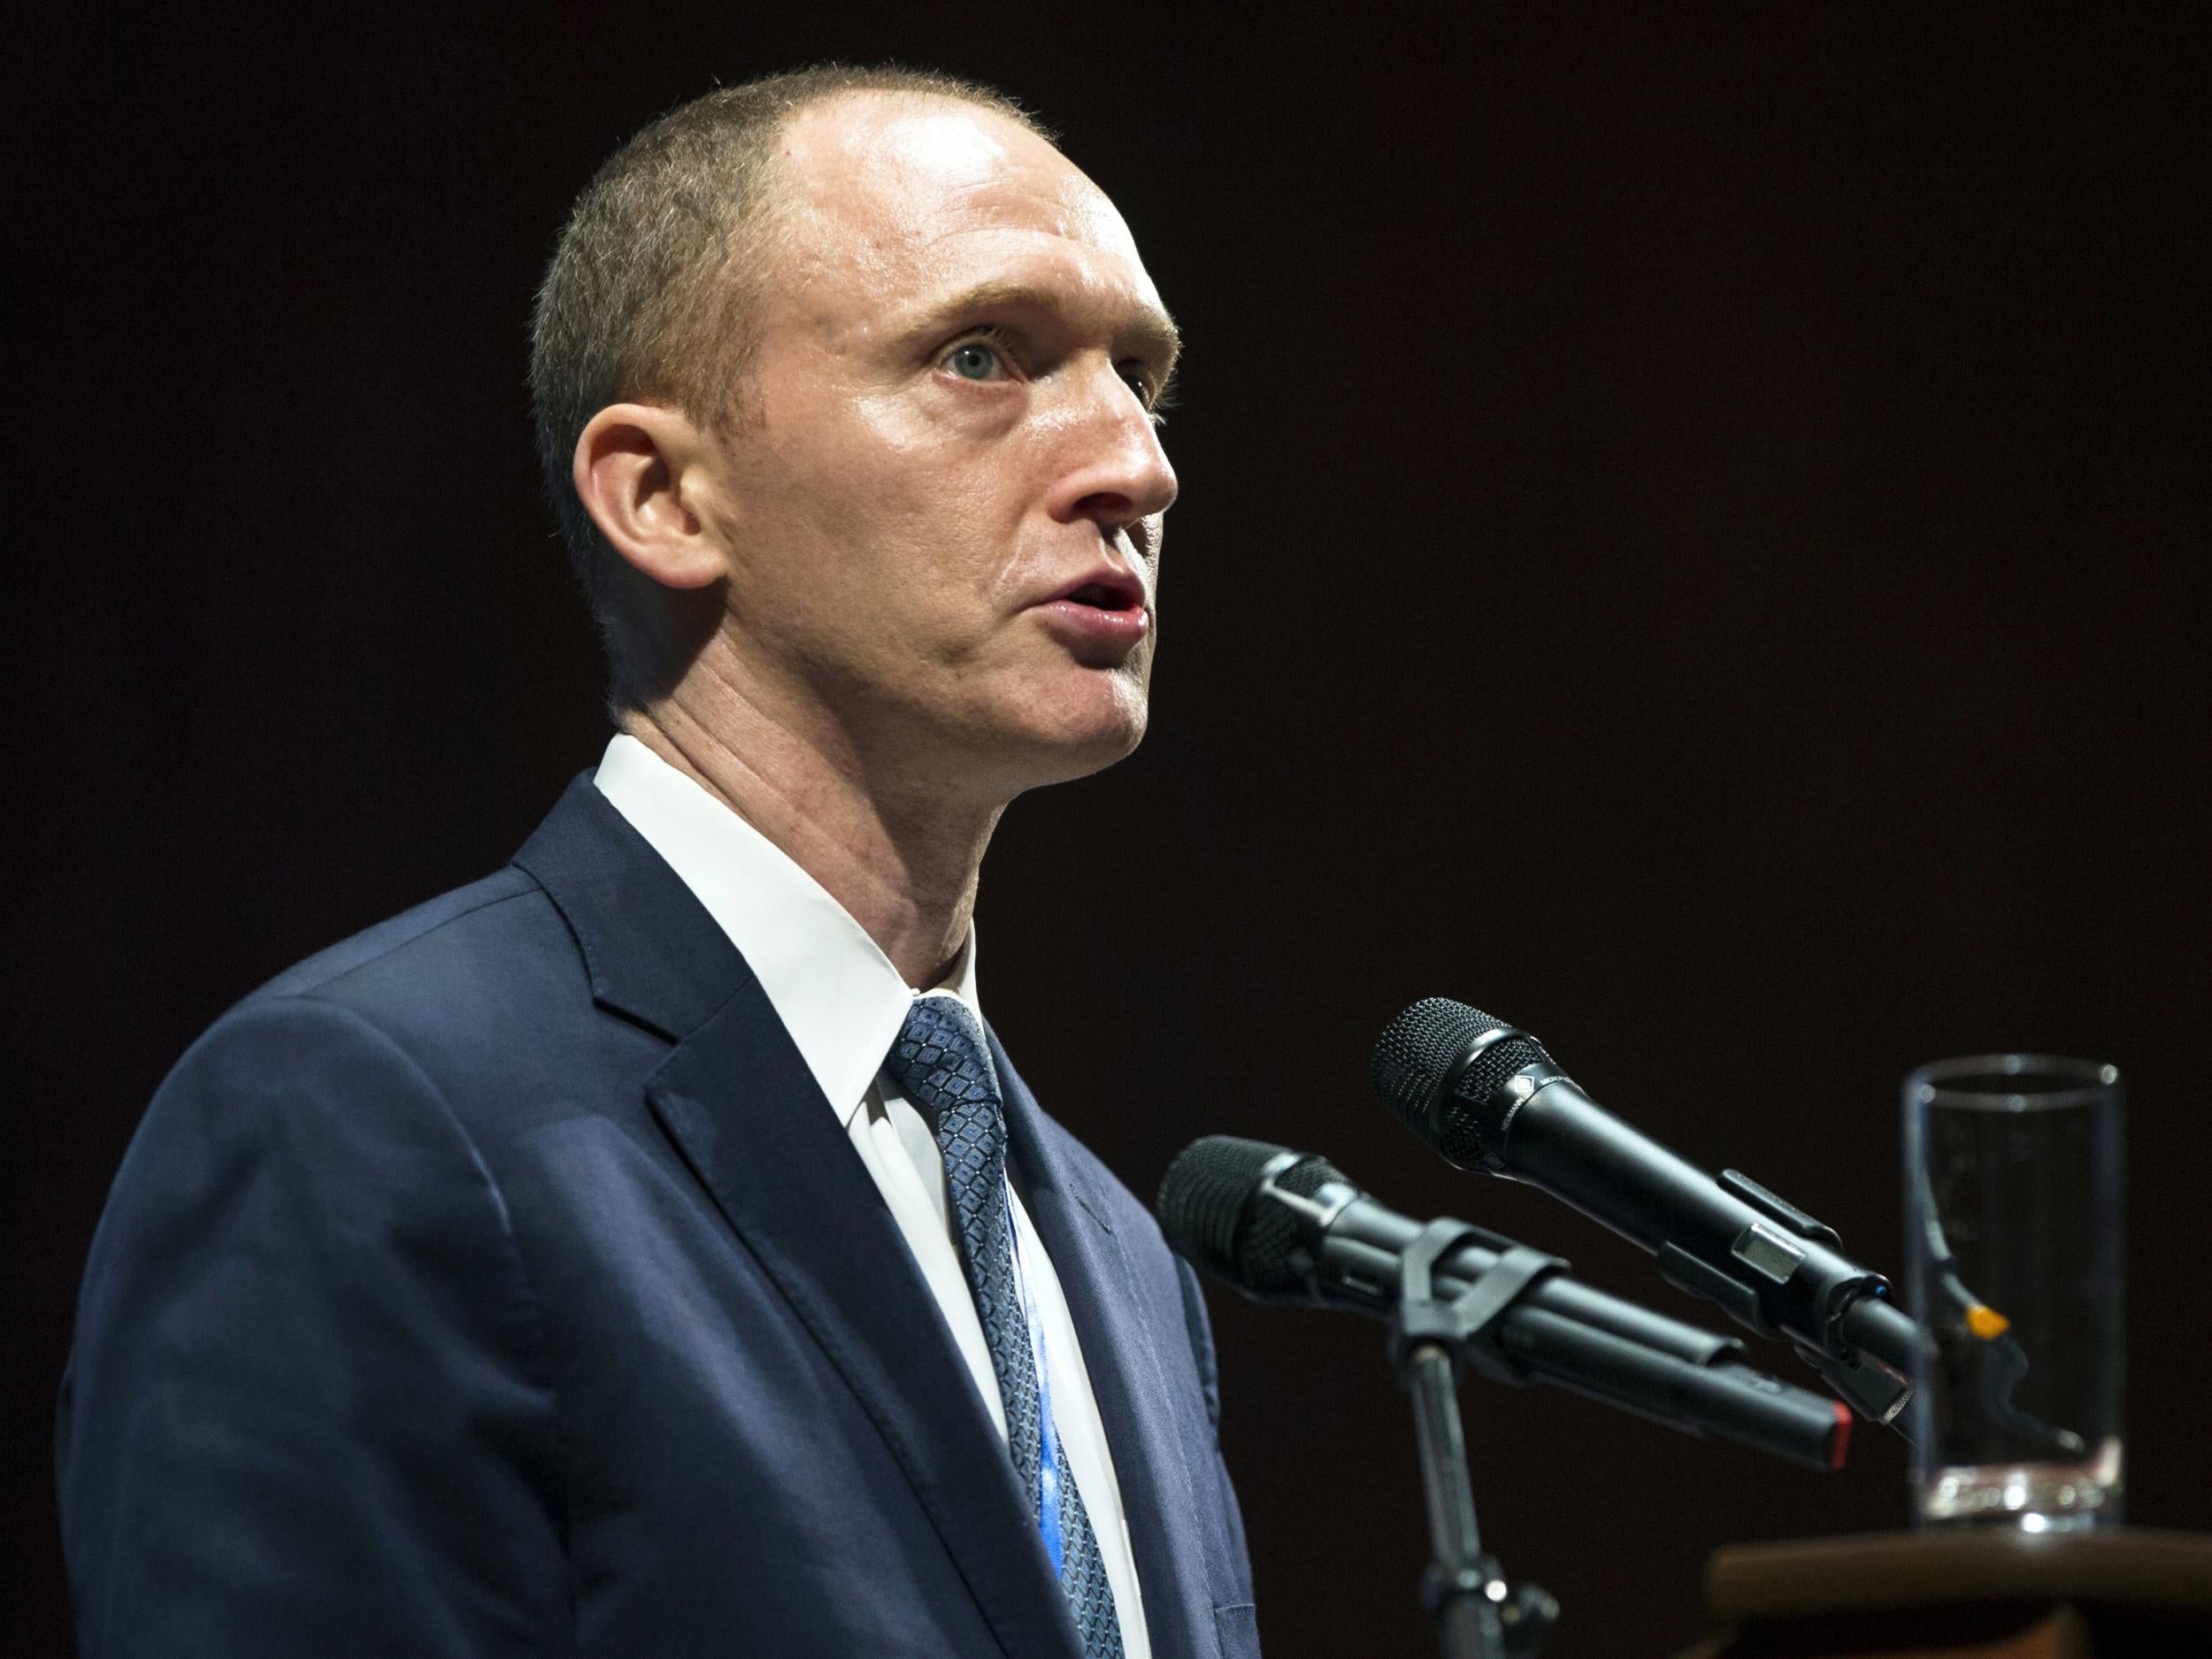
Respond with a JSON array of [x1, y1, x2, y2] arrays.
[[1156, 1135, 1347, 1299], [1371, 997, 1555, 1170]]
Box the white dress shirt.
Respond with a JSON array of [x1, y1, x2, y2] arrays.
[[593, 733, 1150, 1655]]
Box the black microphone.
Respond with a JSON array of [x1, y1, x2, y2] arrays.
[[1371, 998, 1922, 1425], [1157, 1135, 1851, 1471]]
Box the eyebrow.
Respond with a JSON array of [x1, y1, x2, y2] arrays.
[[915, 279, 1182, 387]]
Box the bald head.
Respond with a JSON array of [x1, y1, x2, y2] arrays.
[[529, 68, 1055, 713], [759, 96, 1176, 399], [775, 94, 1121, 258], [557, 68, 1178, 809]]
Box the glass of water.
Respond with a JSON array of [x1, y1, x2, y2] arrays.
[[1902, 1055, 2124, 1531]]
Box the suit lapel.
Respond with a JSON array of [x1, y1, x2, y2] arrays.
[[514, 776, 1083, 1659], [994, 1033, 1212, 1659]]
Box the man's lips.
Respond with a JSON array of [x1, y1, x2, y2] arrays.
[[1040, 566, 1148, 613], [1029, 565, 1151, 657]]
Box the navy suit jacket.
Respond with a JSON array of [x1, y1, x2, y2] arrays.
[[58, 774, 1259, 1657]]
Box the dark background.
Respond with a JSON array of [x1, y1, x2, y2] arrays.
[[8, 5, 2207, 1655]]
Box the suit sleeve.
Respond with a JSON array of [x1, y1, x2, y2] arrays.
[[57, 995, 574, 1658]]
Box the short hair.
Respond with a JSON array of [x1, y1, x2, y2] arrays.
[[529, 65, 1049, 714]]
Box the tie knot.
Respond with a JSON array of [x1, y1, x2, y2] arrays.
[[884, 995, 1002, 1128]]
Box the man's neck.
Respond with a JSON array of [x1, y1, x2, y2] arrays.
[[618, 667, 1004, 990]]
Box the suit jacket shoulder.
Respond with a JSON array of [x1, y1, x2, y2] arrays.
[[233, 864, 620, 1132]]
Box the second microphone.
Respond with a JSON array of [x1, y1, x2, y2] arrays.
[[1158, 1134, 1850, 1471]]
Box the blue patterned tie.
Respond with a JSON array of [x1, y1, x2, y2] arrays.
[[885, 995, 1125, 1659]]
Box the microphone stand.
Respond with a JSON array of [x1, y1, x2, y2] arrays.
[[1389, 1222, 1562, 1659]]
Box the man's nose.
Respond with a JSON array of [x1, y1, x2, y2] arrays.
[[1044, 365, 1179, 536]]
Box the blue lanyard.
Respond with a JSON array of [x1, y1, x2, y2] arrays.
[[1005, 1195, 1064, 1574]]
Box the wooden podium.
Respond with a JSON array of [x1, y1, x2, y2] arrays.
[[1683, 1528, 2212, 1657]]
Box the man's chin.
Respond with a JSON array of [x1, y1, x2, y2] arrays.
[[998, 676, 1149, 787], [1026, 708, 1148, 785]]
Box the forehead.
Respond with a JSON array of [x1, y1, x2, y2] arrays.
[[766, 95, 1167, 334]]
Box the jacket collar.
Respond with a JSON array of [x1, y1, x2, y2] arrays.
[[512, 773, 1087, 1659], [588, 733, 982, 1127], [511, 772, 741, 1043]]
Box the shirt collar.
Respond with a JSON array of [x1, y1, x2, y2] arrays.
[[591, 733, 980, 1126]]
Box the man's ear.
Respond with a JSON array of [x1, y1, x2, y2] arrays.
[[572, 403, 729, 590]]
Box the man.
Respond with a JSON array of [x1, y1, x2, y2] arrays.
[[58, 65, 1259, 1658]]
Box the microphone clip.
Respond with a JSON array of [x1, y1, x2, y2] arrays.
[[1388, 1219, 1569, 1388], [1388, 1217, 1562, 1658]]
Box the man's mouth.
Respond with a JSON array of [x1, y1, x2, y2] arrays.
[[1032, 566, 1152, 658], [1046, 568, 1148, 613], [1062, 578, 1145, 611]]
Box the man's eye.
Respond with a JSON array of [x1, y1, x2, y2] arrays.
[[1120, 364, 1171, 426], [946, 340, 1005, 380]]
